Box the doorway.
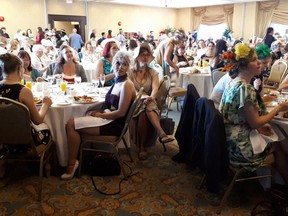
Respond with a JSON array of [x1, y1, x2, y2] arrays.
[[48, 14, 87, 41]]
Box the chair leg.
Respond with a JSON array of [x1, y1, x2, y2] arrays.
[[114, 149, 128, 179], [166, 97, 173, 116], [38, 155, 45, 201], [216, 170, 241, 214], [122, 137, 133, 163], [78, 146, 84, 178]]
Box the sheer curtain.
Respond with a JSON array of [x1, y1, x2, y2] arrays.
[[201, 14, 225, 25], [192, 7, 206, 31], [256, 0, 279, 38]]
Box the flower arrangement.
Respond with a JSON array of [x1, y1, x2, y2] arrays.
[[234, 43, 254, 61], [221, 50, 235, 72]]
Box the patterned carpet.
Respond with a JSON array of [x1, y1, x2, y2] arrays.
[[0, 141, 267, 216]]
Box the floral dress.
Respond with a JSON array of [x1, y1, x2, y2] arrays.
[[220, 80, 271, 171]]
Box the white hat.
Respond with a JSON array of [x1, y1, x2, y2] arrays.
[[133, 42, 154, 63]]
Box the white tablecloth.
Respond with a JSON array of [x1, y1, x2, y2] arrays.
[[44, 102, 102, 166], [178, 67, 213, 98]]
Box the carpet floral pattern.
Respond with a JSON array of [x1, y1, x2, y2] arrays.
[[0, 142, 266, 216]]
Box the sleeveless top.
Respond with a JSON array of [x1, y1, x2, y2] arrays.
[[101, 57, 115, 86], [0, 83, 24, 101]]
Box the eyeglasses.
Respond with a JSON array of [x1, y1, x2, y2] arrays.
[[139, 53, 150, 58], [115, 61, 127, 67]]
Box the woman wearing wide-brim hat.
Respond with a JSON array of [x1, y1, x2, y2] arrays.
[[129, 42, 174, 160]]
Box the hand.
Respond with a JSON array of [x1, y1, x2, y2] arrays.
[[42, 97, 52, 107], [277, 102, 288, 112], [36, 77, 45, 82], [144, 96, 153, 105], [91, 111, 102, 117], [257, 125, 273, 136]]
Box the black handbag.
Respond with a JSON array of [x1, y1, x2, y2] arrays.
[[89, 152, 121, 176], [160, 117, 175, 135]]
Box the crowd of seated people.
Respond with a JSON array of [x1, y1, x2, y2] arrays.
[[2, 24, 288, 188]]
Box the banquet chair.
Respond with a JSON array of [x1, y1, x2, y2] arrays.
[[129, 76, 171, 152], [78, 88, 144, 178], [166, 83, 187, 116], [211, 68, 225, 87], [264, 60, 288, 90], [0, 97, 54, 201]]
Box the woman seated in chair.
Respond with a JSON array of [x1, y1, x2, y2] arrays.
[[220, 43, 288, 184], [61, 51, 136, 180], [46, 44, 87, 83], [129, 42, 174, 160], [0, 53, 52, 177]]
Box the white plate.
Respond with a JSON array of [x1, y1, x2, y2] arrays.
[[265, 101, 278, 107], [274, 115, 288, 121], [73, 100, 97, 104], [55, 101, 72, 106]]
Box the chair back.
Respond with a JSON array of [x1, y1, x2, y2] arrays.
[[267, 60, 288, 83], [0, 97, 33, 146], [118, 87, 144, 139], [211, 68, 226, 87], [156, 75, 170, 114]]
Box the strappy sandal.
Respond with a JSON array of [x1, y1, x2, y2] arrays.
[[158, 134, 174, 144], [138, 151, 148, 160]]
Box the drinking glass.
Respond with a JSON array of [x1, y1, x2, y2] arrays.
[[75, 76, 82, 85], [60, 81, 67, 96], [92, 78, 99, 88], [203, 60, 208, 67], [19, 79, 25, 85], [100, 74, 105, 87], [197, 60, 202, 67], [26, 81, 32, 90], [47, 75, 54, 85]]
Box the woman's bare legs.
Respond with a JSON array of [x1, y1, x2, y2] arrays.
[[65, 118, 100, 174], [146, 110, 165, 136], [136, 112, 151, 159]]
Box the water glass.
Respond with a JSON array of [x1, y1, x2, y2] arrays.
[[47, 75, 53, 85], [99, 74, 105, 87], [75, 76, 82, 85]]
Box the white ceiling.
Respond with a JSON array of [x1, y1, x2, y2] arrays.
[[77, 0, 269, 8]]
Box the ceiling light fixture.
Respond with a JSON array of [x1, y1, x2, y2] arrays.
[[160, 0, 172, 7]]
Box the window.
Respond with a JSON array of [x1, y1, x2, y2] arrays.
[[271, 23, 288, 38], [197, 23, 227, 41]]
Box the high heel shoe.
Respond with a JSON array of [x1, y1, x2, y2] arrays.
[[60, 160, 79, 180]]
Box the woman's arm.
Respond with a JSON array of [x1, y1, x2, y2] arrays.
[[95, 59, 104, 78], [244, 101, 288, 129], [164, 42, 179, 75], [92, 81, 135, 119], [19, 87, 52, 124]]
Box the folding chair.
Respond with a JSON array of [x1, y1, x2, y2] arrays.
[[0, 97, 54, 201], [78, 88, 144, 178]]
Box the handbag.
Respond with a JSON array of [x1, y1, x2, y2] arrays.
[[160, 117, 175, 135], [89, 152, 121, 176]]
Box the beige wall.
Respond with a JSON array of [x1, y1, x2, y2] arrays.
[[87, 3, 177, 39], [0, 0, 45, 37]]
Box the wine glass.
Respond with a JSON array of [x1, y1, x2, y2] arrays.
[[47, 75, 54, 85], [75, 76, 82, 85], [60, 81, 67, 101], [99, 74, 105, 87], [92, 78, 99, 89], [26, 81, 32, 90]]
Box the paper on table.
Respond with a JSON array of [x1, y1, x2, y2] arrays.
[[74, 109, 113, 129], [249, 124, 278, 154]]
